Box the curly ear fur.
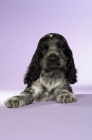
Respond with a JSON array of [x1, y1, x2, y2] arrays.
[[24, 48, 41, 87], [65, 47, 77, 84]]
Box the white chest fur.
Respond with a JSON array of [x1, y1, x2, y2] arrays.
[[31, 70, 67, 100]]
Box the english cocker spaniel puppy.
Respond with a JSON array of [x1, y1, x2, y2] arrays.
[[4, 33, 77, 108]]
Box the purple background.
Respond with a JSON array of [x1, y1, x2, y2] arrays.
[[0, 1, 92, 140], [0, 0, 92, 92]]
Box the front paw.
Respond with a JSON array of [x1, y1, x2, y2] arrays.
[[4, 95, 33, 108], [4, 96, 25, 108], [56, 93, 77, 103]]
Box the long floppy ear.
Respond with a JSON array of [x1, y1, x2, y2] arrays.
[[24, 48, 41, 87], [65, 48, 77, 84]]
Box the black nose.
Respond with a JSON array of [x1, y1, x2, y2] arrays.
[[48, 53, 59, 62]]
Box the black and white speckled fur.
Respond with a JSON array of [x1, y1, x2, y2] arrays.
[[4, 33, 77, 108]]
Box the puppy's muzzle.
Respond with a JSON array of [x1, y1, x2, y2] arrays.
[[47, 53, 60, 67]]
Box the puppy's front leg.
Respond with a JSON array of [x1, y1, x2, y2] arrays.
[[4, 88, 34, 108]]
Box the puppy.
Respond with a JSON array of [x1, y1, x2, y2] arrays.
[[4, 33, 77, 108]]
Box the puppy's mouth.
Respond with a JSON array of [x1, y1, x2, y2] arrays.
[[47, 61, 60, 68], [41, 58, 66, 72], [45, 63, 65, 72]]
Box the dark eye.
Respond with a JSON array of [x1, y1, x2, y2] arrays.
[[41, 45, 48, 50], [56, 41, 64, 49], [58, 44, 64, 50], [41, 42, 49, 51], [58, 44, 63, 49]]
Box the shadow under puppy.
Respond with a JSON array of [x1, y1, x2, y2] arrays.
[[5, 33, 77, 108]]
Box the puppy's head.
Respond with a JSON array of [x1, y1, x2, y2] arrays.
[[24, 33, 77, 86], [37, 33, 71, 71]]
